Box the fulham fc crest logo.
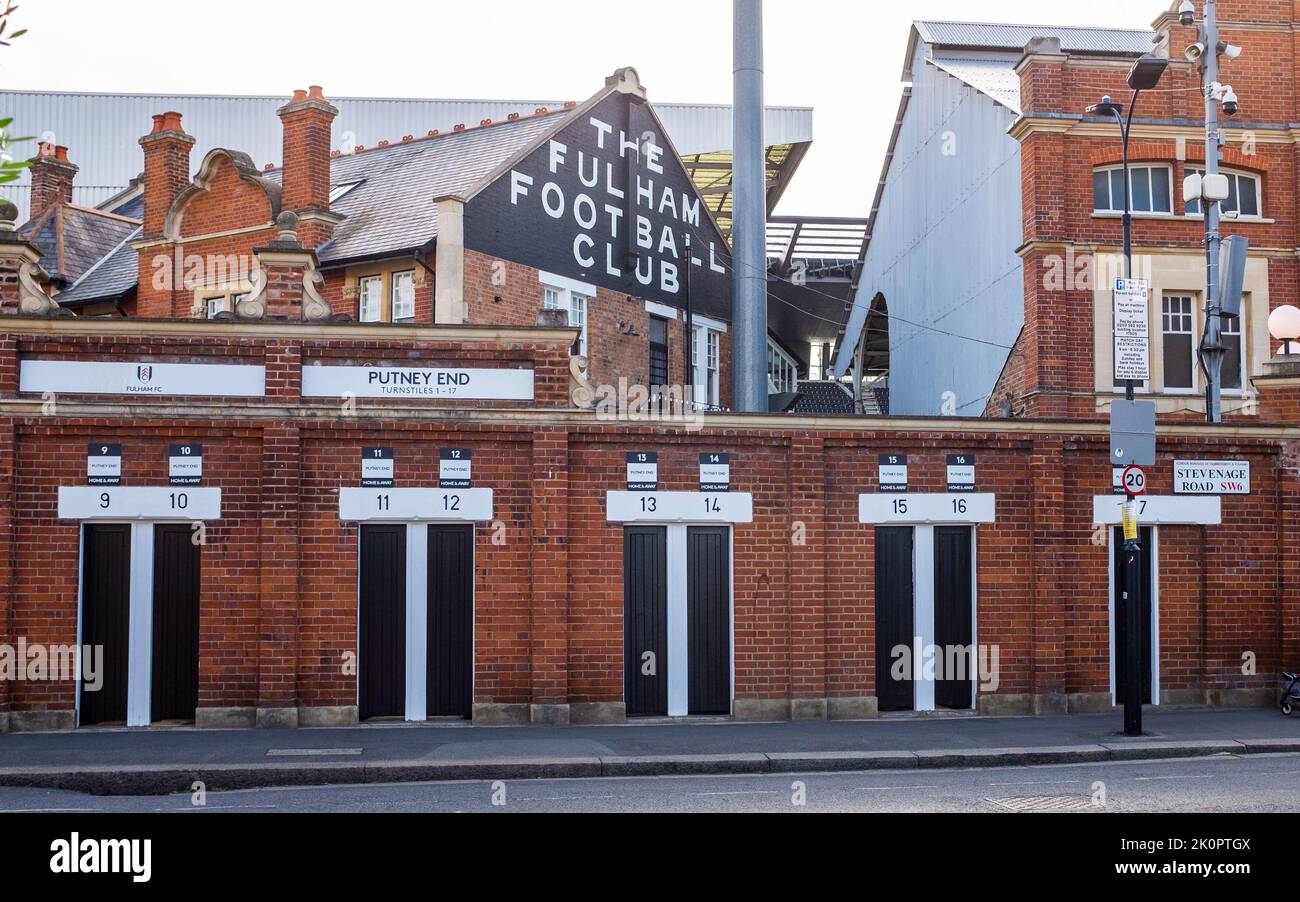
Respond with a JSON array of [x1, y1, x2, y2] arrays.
[[136, 365, 153, 384]]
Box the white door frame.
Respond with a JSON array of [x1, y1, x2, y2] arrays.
[[354, 520, 477, 723], [660, 524, 735, 718], [74, 521, 165, 728], [907, 524, 980, 713], [1108, 526, 1160, 707], [69, 488, 221, 729]]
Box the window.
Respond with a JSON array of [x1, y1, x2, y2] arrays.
[[329, 181, 365, 204], [648, 316, 669, 388], [1162, 295, 1196, 391], [1184, 168, 1261, 218], [1222, 313, 1244, 391], [542, 281, 589, 356], [1093, 165, 1173, 214], [767, 340, 798, 395], [204, 291, 248, 319], [358, 276, 383, 323], [707, 331, 720, 406], [391, 270, 415, 323]]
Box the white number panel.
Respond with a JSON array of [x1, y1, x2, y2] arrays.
[[339, 488, 494, 523], [1092, 495, 1221, 527], [606, 492, 753, 524], [58, 487, 222, 521], [859, 494, 996, 525]]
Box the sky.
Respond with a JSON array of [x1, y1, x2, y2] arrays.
[[0, 0, 1163, 216]]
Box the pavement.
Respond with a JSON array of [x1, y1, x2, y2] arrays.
[[0, 707, 1296, 796], [5, 752, 1299, 813]]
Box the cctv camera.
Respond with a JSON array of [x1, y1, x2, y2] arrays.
[[1185, 42, 1205, 63], [1179, 0, 1196, 26], [1222, 85, 1239, 116]]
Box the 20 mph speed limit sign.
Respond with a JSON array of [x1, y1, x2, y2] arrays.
[[1122, 465, 1148, 497]]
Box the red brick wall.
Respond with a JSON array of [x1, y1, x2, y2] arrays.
[[1, 322, 1292, 726]]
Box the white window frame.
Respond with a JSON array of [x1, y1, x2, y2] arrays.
[[358, 275, 383, 323], [391, 270, 416, 323], [1184, 167, 1262, 219], [767, 339, 798, 395], [691, 315, 728, 411], [540, 272, 594, 357], [1161, 294, 1198, 396], [1092, 164, 1175, 215], [1220, 311, 1246, 395]]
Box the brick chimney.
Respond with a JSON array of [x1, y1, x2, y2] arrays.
[[28, 143, 78, 214], [278, 86, 338, 244], [139, 111, 195, 240]]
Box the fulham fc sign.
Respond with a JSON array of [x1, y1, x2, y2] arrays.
[[466, 90, 732, 320]]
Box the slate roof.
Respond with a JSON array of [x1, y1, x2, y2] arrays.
[[55, 225, 141, 306], [19, 202, 140, 287], [267, 109, 566, 265], [50, 108, 569, 304]]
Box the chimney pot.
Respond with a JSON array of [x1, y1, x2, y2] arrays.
[[278, 85, 338, 221], [29, 142, 78, 212]]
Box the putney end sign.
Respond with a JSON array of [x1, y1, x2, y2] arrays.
[[301, 366, 535, 401]]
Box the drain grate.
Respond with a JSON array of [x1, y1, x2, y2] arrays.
[[985, 796, 1096, 813]]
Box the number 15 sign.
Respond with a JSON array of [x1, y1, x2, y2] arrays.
[[859, 493, 997, 525]]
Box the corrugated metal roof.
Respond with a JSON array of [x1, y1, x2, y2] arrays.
[[0, 89, 813, 222], [914, 20, 1154, 55]]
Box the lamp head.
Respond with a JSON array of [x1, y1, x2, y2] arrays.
[[1128, 55, 1170, 91]]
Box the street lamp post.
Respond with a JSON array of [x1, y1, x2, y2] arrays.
[[1087, 54, 1168, 738]]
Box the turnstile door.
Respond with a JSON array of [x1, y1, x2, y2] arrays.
[[359, 525, 407, 720], [875, 527, 915, 712], [687, 527, 731, 716], [151, 525, 201, 722], [427, 525, 474, 718], [624, 527, 668, 717], [1114, 528, 1154, 705], [80, 525, 132, 726], [934, 526, 974, 710]]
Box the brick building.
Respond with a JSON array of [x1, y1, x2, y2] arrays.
[[18, 69, 742, 412], [0, 54, 1297, 732], [835, 1, 1300, 423]]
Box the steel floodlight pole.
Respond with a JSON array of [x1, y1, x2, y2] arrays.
[[733, 0, 769, 413]]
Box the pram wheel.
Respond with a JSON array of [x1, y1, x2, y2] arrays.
[[1284, 701, 1294, 717]]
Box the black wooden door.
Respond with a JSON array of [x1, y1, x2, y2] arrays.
[[875, 527, 915, 712], [151, 525, 201, 723], [427, 525, 474, 718], [687, 527, 731, 716], [81, 525, 131, 726], [624, 527, 668, 717], [359, 525, 406, 720], [934, 526, 974, 710], [1114, 527, 1154, 705]]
